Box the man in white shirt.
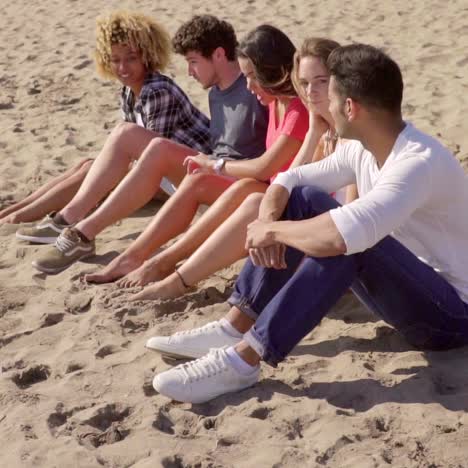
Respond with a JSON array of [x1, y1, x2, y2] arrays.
[[148, 44, 468, 404]]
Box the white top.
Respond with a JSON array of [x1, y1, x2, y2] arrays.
[[274, 123, 468, 303]]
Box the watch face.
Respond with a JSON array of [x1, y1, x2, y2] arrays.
[[214, 158, 225, 173]]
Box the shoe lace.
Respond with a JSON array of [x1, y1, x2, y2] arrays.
[[179, 349, 227, 383], [174, 321, 218, 338], [55, 230, 76, 253]]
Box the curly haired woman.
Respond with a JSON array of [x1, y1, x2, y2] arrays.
[[12, 11, 210, 235]]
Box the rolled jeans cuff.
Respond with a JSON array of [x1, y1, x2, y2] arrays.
[[243, 327, 283, 368], [227, 292, 259, 321]]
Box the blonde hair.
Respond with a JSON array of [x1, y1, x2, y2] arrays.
[[292, 37, 340, 103], [94, 10, 172, 80]]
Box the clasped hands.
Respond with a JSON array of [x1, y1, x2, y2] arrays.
[[245, 219, 287, 269]]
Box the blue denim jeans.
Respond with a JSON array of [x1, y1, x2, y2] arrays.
[[228, 186, 468, 367]]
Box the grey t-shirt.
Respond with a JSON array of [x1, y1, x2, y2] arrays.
[[209, 74, 268, 160]]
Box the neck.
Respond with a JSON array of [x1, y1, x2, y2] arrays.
[[129, 74, 147, 97], [216, 61, 241, 90], [322, 110, 336, 134], [358, 114, 405, 168]]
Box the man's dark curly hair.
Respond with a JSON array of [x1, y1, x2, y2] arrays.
[[172, 15, 238, 61]]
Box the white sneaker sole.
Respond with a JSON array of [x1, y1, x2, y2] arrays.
[[145, 342, 202, 360], [16, 232, 58, 244], [31, 251, 95, 274]]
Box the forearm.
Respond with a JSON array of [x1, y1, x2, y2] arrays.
[[223, 158, 270, 181], [258, 184, 290, 222], [269, 212, 347, 257]]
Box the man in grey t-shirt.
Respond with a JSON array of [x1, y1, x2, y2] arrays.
[[209, 73, 267, 160]]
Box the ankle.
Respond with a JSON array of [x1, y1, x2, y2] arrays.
[[225, 346, 259, 375], [53, 212, 71, 226], [226, 308, 255, 334], [232, 343, 261, 368]]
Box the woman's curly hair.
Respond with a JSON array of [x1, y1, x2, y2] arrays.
[[95, 10, 172, 79]]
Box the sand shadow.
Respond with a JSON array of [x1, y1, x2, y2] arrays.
[[188, 338, 468, 416]]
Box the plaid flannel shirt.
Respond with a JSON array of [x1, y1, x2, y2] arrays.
[[121, 73, 212, 153]]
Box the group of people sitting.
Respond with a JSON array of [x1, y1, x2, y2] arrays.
[[2, 11, 468, 404]]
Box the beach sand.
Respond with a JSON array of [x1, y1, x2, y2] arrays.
[[1, 0, 468, 466]]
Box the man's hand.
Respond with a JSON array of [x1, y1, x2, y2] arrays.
[[246, 219, 276, 249], [249, 244, 286, 269], [183, 153, 215, 174]]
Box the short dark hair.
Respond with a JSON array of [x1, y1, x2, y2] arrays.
[[238, 24, 296, 97], [327, 44, 403, 114], [172, 15, 238, 61]]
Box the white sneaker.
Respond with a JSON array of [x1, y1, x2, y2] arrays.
[[145, 321, 242, 359], [153, 348, 260, 403]]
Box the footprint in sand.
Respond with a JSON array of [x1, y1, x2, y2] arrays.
[[95, 344, 121, 359], [73, 403, 132, 449], [11, 364, 51, 389]]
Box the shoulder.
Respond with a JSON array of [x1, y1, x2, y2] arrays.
[[140, 73, 184, 100], [286, 97, 307, 115], [283, 98, 308, 126]]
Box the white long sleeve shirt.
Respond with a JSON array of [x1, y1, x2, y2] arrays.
[[273, 123, 468, 303]]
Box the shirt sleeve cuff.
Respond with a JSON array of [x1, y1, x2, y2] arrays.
[[329, 206, 369, 255], [272, 171, 296, 194]]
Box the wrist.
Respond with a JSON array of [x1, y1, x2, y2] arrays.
[[213, 158, 226, 175]]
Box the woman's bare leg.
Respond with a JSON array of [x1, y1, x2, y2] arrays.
[[84, 173, 235, 284], [129, 192, 265, 300], [0, 159, 92, 224], [75, 138, 199, 242], [118, 180, 267, 289], [58, 123, 158, 225]]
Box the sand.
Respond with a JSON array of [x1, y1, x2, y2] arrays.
[[1, 0, 468, 467]]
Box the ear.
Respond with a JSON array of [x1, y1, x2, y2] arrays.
[[212, 46, 226, 62], [345, 97, 359, 122]]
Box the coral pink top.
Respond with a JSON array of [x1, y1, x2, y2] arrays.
[[266, 97, 309, 182]]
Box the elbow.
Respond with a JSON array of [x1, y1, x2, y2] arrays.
[[334, 234, 347, 255], [254, 165, 273, 182]]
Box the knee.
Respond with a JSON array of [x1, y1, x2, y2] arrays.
[[290, 186, 333, 205], [241, 192, 264, 211], [140, 137, 171, 168], [78, 159, 93, 173], [181, 173, 218, 199], [71, 159, 93, 182], [288, 186, 338, 219], [111, 121, 140, 140], [229, 178, 263, 196]]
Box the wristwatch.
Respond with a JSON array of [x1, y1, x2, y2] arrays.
[[213, 158, 226, 175]]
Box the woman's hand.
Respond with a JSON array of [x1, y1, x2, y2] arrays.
[[183, 153, 215, 174], [309, 111, 329, 138]]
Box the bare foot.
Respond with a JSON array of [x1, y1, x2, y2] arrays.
[[84, 254, 143, 284], [116, 257, 173, 288], [129, 273, 187, 301]]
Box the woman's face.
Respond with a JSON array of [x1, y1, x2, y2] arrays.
[[238, 57, 275, 106], [110, 43, 146, 89], [297, 55, 330, 114]]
